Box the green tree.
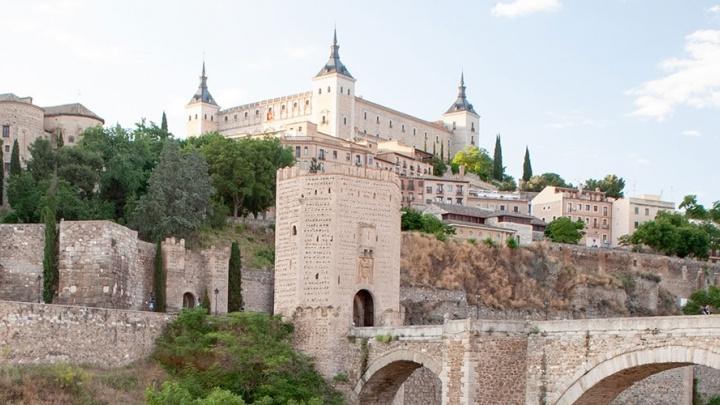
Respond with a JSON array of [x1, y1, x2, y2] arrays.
[[161, 111, 168, 133], [544, 217, 585, 244], [9, 139, 21, 176], [452, 146, 494, 181], [41, 177, 59, 303], [492, 134, 503, 181], [401, 208, 455, 239], [522, 146, 533, 182], [622, 211, 710, 259], [682, 286, 720, 315], [153, 241, 166, 312], [56, 132, 64, 149], [228, 241, 244, 312], [131, 141, 215, 241], [679, 195, 708, 220], [524, 172, 571, 192], [7, 172, 41, 222], [584, 174, 625, 199], [431, 155, 447, 176], [497, 175, 517, 191]]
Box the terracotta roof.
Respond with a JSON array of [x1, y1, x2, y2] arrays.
[[43, 103, 103, 122]]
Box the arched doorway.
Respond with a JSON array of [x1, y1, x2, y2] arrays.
[[354, 350, 442, 404], [353, 289, 374, 327], [554, 346, 720, 405], [182, 292, 196, 309]]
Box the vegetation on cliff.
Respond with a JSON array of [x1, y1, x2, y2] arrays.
[[401, 208, 455, 241], [149, 309, 342, 405], [400, 232, 678, 317], [544, 217, 585, 244]]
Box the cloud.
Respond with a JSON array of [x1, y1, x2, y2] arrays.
[[491, 0, 561, 18], [545, 111, 607, 129], [627, 153, 651, 166], [681, 129, 702, 137], [627, 30, 720, 120], [709, 5, 720, 13]]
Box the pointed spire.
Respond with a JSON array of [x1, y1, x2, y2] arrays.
[[189, 61, 217, 105], [446, 71, 476, 114], [316, 28, 353, 79]]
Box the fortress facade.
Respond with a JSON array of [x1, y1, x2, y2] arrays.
[[184, 30, 481, 162]]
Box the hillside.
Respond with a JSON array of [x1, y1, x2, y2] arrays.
[[400, 232, 680, 321]]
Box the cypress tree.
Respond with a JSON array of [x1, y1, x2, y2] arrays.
[[492, 134, 503, 181], [440, 142, 444, 161], [161, 111, 168, 133], [56, 132, 64, 149], [228, 241, 243, 312], [522, 146, 533, 182], [153, 241, 166, 312], [42, 177, 59, 303], [9, 139, 21, 176], [201, 289, 211, 314]]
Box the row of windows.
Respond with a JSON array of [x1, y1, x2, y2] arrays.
[[567, 203, 609, 216], [318, 86, 351, 96], [634, 207, 652, 216], [293, 145, 370, 166]]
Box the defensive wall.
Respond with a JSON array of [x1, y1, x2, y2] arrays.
[[0, 300, 172, 367]]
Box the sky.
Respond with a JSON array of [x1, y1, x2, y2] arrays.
[[0, 0, 718, 206]]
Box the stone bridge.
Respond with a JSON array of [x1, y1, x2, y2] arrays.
[[345, 315, 720, 404]]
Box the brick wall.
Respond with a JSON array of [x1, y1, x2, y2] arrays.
[[0, 300, 172, 367], [0, 224, 44, 302]]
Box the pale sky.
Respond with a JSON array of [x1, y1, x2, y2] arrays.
[[1, 0, 718, 205]]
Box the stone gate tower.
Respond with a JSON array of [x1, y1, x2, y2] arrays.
[[274, 165, 402, 376]]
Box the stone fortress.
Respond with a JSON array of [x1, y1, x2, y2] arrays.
[[185, 30, 480, 162], [0, 93, 104, 171]]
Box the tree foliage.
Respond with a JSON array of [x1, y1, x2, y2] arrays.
[[682, 286, 720, 315], [41, 178, 59, 303], [0, 138, 4, 206], [401, 208, 456, 239], [584, 174, 625, 199], [679, 194, 710, 220], [131, 141, 214, 241], [522, 146, 533, 182], [452, 146, 493, 181], [151, 309, 342, 404], [161, 111, 169, 133], [9, 139, 21, 176], [188, 134, 294, 217], [621, 211, 711, 259], [492, 134, 503, 181], [153, 241, 166, 312], [544, 217, 585, 244], [228, 241, 243, 312], [431, 155, 447, 176], [523, 172, 571, 192]]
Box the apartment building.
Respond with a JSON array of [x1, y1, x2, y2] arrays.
[[612, 195, 675, 247]]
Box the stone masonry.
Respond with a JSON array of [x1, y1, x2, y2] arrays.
[[0, 224, 44, 302], [0, 300, 172, 367]]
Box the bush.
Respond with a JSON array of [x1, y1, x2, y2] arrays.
[[545, 217, 585, 244], [401, 208, 455, 239], [152, 309, 342, 404], [482, 238, 497, 247], [506, 237, 519, 249]]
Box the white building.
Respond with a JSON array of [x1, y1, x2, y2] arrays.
[[612, 194, 675, 247]]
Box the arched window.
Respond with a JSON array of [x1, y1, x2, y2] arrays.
[[343, 117, 347, 125], [376, 116, 380, 124], [244, 111, 248, 118], [292, 225, 297, 235], [224, 116, 228, 122], [322, 115, 326, 124], [183, 292, 196, 309], [353, 290, 374, 327]]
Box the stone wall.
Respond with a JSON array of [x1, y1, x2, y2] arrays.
[[0, 224, 44, 302], [0, 300, 172, 367], [613, 367, 693, 405], [242, 267, 274, 313], [56, 221, 151, 310]]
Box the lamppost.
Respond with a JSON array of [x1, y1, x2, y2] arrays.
[[214, 288, 219, 316]]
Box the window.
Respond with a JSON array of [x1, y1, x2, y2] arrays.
[[303, 146, 308, 156], [281, 104, 285, 111], [292, 225, 297, 235], [452, 121, 456, 130], [195, 114, 198, 119], [594, 205, 598, 212], [603, 234, 608, 243], [305, 100, 309, 105], [645, 208, 650, 216], [224, 116, 228, 122], [603, 206, 608, 216], [68, 136, 75, 143], [318, 88, 322, 94], [343, 117, 347, 125], [513, 206, 519, 213], [401, 124, 405, 132], [319, 149, 325, 160], [188, 115, 191, 121], [255, 110, 259, 116], [244, 111, 248, 118], [634, 221, 639, 229], [364, 112, 367, 120], [593, 218, 598, 228], [234, 114, 237, 121], [603, 218, 607, 225], [413, 128, 416, 136], [322, 115, 326, 124], [585, 204, 590, 211], [327, 86, 331, 93], [568, 202, 572, 211], [426, 186, 432, 193], [634, 207, 639, 215], [333, 150, 337, 159], [355, 155, 361, 166], [4, 144, 8, 152], [389, 120, 392, 128], [295, 146, 301, 158], [577, 203, 582, 211], [500, 205, 506, 211], [340, 86, 343, 93], [347, 88, 350, 95], [471, 122, 475, 132], [204, 114, 207, 120], [376, 116, 380, 124]]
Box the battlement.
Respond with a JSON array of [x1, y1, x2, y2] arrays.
[[277, 164, 400, 186]]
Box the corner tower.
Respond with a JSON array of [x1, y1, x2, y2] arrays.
[[185, 62, 220, 138], [311, 29, 356, 140], [442, 72, 480, 158], [273, 166, 402, 376]]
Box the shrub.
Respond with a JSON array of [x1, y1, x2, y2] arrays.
[[482, 238, 497, 248], [506, 237, 519, 249], [375, 334, 393, 343]]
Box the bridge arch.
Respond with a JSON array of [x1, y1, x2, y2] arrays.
[[353, 349, 442, 404], [555, 346, 720, 405]]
